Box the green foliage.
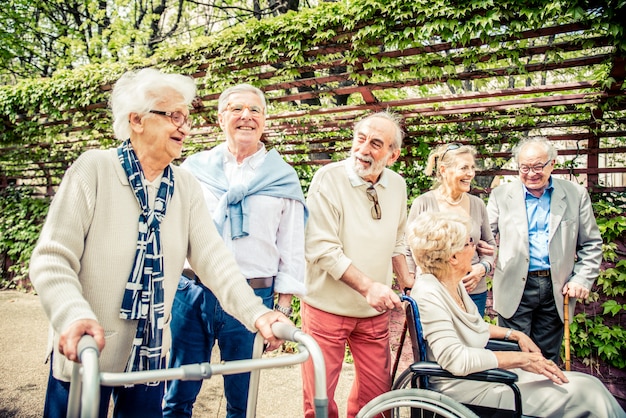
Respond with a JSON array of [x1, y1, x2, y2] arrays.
[[0, 0, 623, 198], [0, 187, 49, 290], [569, 310, 626, 369], [594, 199, 626, 297], [2, 0, 304, 80], [597, 259, 626, 297], [593, 200, 626, 245], [566, 198, 626, 369]]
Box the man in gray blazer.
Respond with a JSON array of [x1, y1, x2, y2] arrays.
[[487, 137, 602, 362]]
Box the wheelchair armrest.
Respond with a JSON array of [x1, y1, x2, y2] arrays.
[[408, 361, 519, 385], [486, 339, 520, 352], [466, 368, 519, 384]]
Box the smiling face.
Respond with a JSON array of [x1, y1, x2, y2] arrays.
[[218, 91, 266, 160], [350, 116, 400, 183], [130, 90, 190, 169], [441, 152, 475, 195], [518, 142, 554, 197]]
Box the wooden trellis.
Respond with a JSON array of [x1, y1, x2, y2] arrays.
[[1, 3, 625, 195]]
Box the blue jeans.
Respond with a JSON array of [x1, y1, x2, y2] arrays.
[[163, 276, 274, 418], [469, 291, 487, 318], [43, 355, 165, 418]]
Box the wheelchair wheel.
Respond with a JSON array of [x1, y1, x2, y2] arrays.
[[356, 388, 479, 418], [392, 367, 420, 390]]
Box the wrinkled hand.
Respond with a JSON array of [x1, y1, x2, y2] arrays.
[[254, 311, 292, 351], [400, 273, 416, 296], [365, 282, 402, 313], [476, 240, 495, 257], [513, 330, 542, 353], [563, 282, 589, 300], [59, 319, 105, 362], [521, 354, 569, 385], [461, 265, 485, 293]]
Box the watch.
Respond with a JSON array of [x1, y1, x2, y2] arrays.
[[274, 304, 293, 317], [504, 328, 513, 340]]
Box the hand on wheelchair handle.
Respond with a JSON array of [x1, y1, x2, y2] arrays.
[[366, 282, 402, 313]]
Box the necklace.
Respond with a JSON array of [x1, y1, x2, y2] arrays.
[[442, 281, 466, 311], [438, 189, 465, 206]]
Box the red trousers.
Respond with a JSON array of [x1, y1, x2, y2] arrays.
[[301, 302, 392, 418]]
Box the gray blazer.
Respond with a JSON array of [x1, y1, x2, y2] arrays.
[[487, 177, 602, 321]]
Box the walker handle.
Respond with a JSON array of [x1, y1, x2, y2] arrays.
[[270, 321, 301, 341], [270, 321, 328, 418], [67, 335, 101, 418]]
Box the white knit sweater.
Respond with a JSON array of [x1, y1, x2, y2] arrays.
[[30, 148, 270, 380]]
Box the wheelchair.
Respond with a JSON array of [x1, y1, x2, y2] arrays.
[[358, 294, 524, 418]]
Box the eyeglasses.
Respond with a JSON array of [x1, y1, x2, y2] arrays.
[[440, 143, 461, 162], [226, 103, 264, 116], [464, 237, 476, 248], [366, 185, 382, 220], [518, 159, 551, 174], [149, 110, 192, 128]]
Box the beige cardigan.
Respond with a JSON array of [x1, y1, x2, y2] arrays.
[[30, 148, 270, 381]]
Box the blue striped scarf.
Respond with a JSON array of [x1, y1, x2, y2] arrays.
[[118, 139, 174, 375]]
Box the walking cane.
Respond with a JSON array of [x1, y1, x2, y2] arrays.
[[564, 294, 571, 371]]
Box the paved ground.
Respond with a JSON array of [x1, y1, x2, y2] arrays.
[[0, 291, 48, 418], [0, 290, 367, 417], [4, 290, 624, 417]]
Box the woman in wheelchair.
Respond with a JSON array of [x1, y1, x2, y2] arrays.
[[406, 211, 625, 418]]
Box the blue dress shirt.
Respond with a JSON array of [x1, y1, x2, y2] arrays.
[[524, 178, 554, 271]]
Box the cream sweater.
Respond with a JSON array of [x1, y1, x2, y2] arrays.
[[303, 159, 407, 318], [415, 273, 625, 417], [30, 148, 270, 381]]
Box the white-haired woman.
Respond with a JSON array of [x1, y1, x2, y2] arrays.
[[406, 211, 625, 417], [30, 68, 289, 418], [406, 143, 495, 316]]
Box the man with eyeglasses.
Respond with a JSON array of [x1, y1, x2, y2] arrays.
[[301, 111, 413, 418], [487, 137, 602, 363], [163, 84, 307, 418]]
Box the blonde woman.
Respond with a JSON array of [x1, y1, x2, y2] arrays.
[[406, 211, 625, 417], [407, 143, 495, 316]]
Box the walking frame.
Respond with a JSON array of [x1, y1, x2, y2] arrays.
[[67, 322, 328, 418]]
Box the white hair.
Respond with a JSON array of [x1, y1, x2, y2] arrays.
[[110, 68, 197, 140]]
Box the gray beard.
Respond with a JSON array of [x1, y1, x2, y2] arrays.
[[351, 153, 389, 181]]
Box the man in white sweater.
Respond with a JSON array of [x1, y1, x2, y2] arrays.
[[301, 111, 413, 418]]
